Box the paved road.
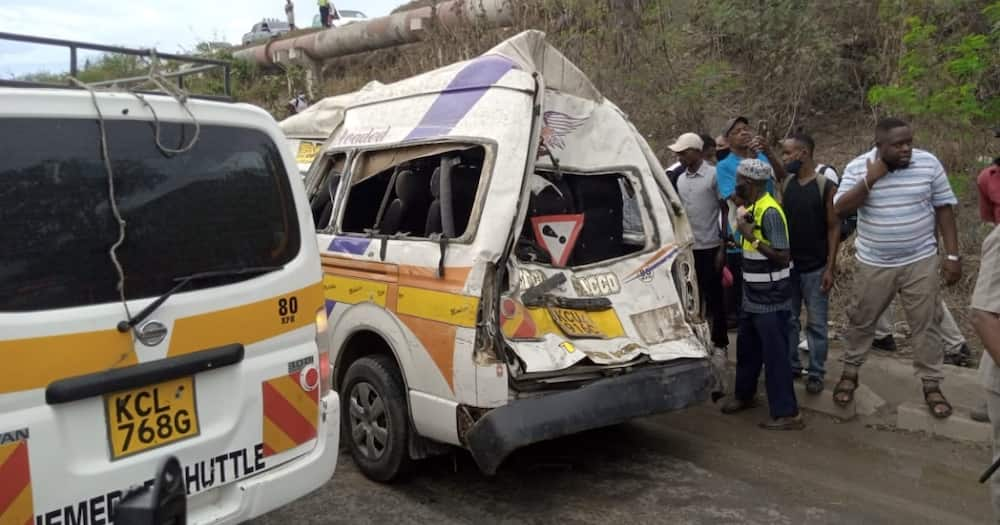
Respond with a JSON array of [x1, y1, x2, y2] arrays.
[[251, 403, 992, 524]]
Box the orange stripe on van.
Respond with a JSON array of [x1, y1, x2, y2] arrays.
[[396, 314, 458, 390], [321, 255, 398, 283], [398, 265, 471, 294], [0, 440, 32, 525], [168, 282, 324, 357], [0, 330, 136, 395], [320, 255, 471, 294], [320, 257, 475, 392]]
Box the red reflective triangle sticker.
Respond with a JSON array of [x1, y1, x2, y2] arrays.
[[531, 214, 584, 267]]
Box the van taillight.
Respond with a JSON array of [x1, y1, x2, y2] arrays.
[[315, 307, 329, 336], [319, 351, 331, 397], [315, 306, 332, 397]]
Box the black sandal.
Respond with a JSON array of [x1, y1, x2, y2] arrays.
[[833, 372, 858, 407], [923, 383, 953, 419]]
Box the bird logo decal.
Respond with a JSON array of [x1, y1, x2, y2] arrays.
[[537, 111, 588, 159]]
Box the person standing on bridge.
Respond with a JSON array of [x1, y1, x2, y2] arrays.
[[285, 0, 296, 30], [721, 158, 803, 430], [318, 0, 333, 28], [831, 117, 961, 419]]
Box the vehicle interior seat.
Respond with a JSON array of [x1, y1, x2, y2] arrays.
[[379, 169, 430, 236]]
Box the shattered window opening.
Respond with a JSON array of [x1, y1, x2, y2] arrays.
[[309, 153, 347, 232], [339, 144, 486, 240], [516, 170, 648, 268]]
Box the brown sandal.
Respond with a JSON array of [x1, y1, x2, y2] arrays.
[[833, 372, 858, 407], [923, 383, 953, 419]]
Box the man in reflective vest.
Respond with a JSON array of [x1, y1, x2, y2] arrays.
[[721, 158, 803, 430], [318, 0, 332, 27]]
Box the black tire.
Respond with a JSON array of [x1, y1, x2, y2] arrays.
[[340, 355, 412, 482]]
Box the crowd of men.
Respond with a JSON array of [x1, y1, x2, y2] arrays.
[[667, 116, 1000, 517], [665, 117, 999, 438]]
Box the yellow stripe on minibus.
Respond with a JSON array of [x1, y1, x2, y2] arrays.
[[0, 283, 323, 394], [323, 274, 389, 307], [0, 330, 137, 395], [168, 282, 323, 357], [396, 286, 478, 328]]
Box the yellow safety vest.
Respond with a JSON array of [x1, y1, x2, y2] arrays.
[[741, 192, 791, 304]]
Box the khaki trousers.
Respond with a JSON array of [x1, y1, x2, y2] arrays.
[[842, 255, 944, 381], [875, 298, 966, 353]]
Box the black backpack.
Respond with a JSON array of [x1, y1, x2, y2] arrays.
[[781, 164, 857, 242], [666, 163, 685, 192]]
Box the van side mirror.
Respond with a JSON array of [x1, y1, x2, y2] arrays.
[[114, 456, 187, 525]]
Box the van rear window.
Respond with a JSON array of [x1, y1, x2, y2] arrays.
[[0, 118, 300, 312]]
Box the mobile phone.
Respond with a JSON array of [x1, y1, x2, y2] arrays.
[[757, 120, 769, 140]]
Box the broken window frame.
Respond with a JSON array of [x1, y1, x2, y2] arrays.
[[307, 151, 350, 233], [517, 165, 659, 271], [331, 138, 498, 245]]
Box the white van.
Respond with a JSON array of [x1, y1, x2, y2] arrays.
[[304, 30, 716, 481], [280, 81, 383, 178], [0, 84, 338, 523]]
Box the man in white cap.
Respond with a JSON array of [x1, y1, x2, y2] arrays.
[[721, 158, 803, 430], [668, 132, 729, 359]]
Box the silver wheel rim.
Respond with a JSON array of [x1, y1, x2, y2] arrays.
[[349, 381, 389, 460]]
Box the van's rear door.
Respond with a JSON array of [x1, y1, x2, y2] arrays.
[[0, 96, 324, 524]]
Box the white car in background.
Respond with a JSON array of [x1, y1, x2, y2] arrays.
[[312, 9, 367, 28]]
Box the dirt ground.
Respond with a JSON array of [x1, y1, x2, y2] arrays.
[[250, 402, 992, 525]]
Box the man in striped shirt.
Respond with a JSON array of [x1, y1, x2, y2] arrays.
[[831, 117, 961, 419]]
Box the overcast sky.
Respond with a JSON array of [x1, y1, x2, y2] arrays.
[[0, 0, 402, 78]]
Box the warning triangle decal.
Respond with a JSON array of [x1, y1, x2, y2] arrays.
[[531, 214, 584, 267]]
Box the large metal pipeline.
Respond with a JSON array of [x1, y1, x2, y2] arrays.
[[234, 0, 515, 68]]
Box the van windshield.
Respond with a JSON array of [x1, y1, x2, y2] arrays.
[[0, 118, 300, 312]]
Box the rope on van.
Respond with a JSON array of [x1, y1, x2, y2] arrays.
[[69, 77, 135, 331], [69, 49, 200, 333], [128, 49, 201, 156]]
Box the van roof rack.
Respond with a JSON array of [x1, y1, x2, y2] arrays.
[[0, 32, 233, 102]]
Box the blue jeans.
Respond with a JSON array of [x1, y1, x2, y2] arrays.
[[788, 266, 829, 379], [735, 309, 799, 419]]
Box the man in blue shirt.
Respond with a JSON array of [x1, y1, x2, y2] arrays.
[[716, 116, 786, 326]]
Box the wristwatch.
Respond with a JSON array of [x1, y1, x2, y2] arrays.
[[945, 254, 961, 262], [751, 239, 762, 250]]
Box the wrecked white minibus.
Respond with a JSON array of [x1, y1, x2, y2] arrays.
[[302, 30, 716, 481]]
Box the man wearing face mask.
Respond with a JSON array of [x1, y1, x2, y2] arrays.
[[779, 134, 841, 394], [715, 135, 730, 163], [721, 158, 803, 430], [832, 117, 961, 419]]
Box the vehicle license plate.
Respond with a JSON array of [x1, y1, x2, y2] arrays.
[[548, 307, 610, 338], [105, 377, 199, 460]]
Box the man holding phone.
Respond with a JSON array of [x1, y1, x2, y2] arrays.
[[715, 117, 787, 325], [831, 117, 961, 419]]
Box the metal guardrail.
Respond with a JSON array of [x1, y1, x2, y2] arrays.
[[0, 31, 232, 97]]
